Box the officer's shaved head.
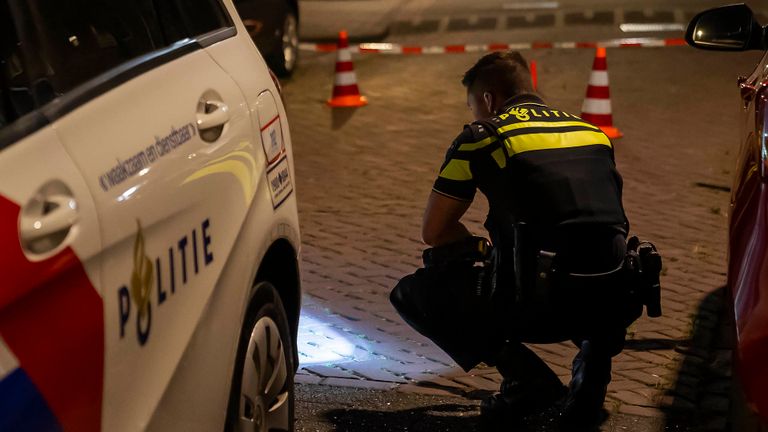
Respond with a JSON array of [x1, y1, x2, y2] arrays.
[[462, 51, 533, 98], [462, 51, 534, 120]]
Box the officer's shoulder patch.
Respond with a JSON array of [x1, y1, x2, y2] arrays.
[[466, 123, 493, 142], [446, 127, 474, 158]]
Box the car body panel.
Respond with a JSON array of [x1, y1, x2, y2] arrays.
[[0, 0, 301, 429], [52, 41, 260, 430], [143, 9, 301, 427], [0, 128, 104, 432], [730, 50, 768, 422]]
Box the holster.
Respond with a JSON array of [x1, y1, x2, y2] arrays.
[[625, 236, 663, 318], [498, 223, 656, 342]]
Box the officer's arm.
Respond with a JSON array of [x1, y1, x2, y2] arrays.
[[421, 191, 472, 247]]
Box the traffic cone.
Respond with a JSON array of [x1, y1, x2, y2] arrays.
[[327, 30, 368, 108], [581, 47, 622, 139]]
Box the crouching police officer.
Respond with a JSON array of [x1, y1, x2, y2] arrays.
[[411, 51, 657, 427]]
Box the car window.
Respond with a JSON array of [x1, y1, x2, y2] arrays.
[[169, 0, 231, 37], [0, 0, 230, 137]]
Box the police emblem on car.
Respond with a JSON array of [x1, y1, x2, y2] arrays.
[[117, 218, 215, 346]]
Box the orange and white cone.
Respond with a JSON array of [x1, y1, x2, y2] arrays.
[[581, 47, 622, 139], [327, 30, 368, 108]]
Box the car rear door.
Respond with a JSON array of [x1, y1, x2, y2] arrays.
[[8, 0, 255, 429], [0, 3, 104, 429], [0, 129, 105, 432]]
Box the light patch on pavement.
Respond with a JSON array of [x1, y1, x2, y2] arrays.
[[620, 23, 685, 33], [297, 312, 360, 365]]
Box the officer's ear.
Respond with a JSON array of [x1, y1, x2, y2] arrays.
[[482, 92, 494, 115]]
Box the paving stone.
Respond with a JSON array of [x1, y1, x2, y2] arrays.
[[608, 378, 643, 392], [662, 394, 697, 412], [617, 404, 666, 418], [449, 375, 500, 392], [701, 395, 731, 413], [294, 372, 324, 385], [704, 378, 731, 395], [627, 351, 671, 366], [346, 360, 416, 383], [320, 377, 399, 391], [615, 351, 658, 367], [405, 374, 472, 392], [611, 389, 657, 407], [615, 369, 666, 387], [699, 417, 729, 432], [394, 384, 461, 398], [303, 365, 364, 380]]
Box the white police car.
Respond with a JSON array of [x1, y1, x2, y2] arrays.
[[0, 0, 301, 431]]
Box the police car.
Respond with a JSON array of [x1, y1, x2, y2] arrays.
[[0, 0, 301, 431]]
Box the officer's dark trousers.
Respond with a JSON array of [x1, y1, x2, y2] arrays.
[[490, 232, 636, 413], [491, 328, 626, 408], [391, 232, 638, 403]]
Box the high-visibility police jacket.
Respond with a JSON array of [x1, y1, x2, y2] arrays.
[[433, 94, 629, 244]]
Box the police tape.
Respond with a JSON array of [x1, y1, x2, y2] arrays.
[[299, 37, 687, 54]]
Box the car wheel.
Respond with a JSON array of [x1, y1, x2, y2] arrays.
[[229, 282, 295, 432], [270, 12, 299, 77]]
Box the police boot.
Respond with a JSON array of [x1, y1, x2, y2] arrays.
[[481, 343, 567, 419], [560, 340, 612, 429]]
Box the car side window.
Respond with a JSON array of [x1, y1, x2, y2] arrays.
[[1, 0, 34, 129], [167, 0, 231, 37], [0, 0, 230, 136]]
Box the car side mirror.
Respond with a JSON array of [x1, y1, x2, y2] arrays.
[[686, 3, 766, 51]]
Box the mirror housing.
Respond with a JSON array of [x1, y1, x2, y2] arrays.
[[686, 4, 766, 51]]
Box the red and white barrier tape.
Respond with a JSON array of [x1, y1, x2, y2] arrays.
[[299, 37, 687, 54]]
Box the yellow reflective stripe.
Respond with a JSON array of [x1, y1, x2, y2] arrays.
[[504, 130, 612, 155], [497, 121, 599, 134], [491, 148, 506, 169], [439, 159, 472, 181], [458, 136, 497, 151]]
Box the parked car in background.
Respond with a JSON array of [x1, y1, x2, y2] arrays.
[[0, 0, 301, 430], [687, 4, 768, 431], [234, 0, 300, 77]]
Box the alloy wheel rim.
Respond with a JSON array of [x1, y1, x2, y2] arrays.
[[237, 316, 290, 432], [282, 14, 298, 72]]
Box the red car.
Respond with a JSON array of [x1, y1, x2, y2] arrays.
[[687, 4, 768, 429]]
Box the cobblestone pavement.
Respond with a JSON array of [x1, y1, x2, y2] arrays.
[[283, 45, 762, 428]]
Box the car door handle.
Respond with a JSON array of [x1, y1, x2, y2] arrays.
[[19, 194, 79, 242], [197, 100, 230, 142]]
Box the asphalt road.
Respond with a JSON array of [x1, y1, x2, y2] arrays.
[[286, 0, 765, 430], [295, 383, 666, 432]]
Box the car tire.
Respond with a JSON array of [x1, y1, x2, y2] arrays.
[[269, 11, 299, 78], [227, 281, 295, 432]]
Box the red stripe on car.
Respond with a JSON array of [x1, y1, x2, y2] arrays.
[[0, 195, 104, 432]]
